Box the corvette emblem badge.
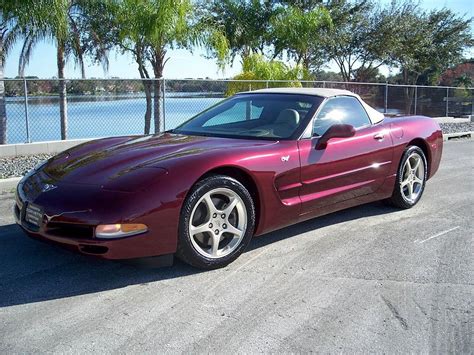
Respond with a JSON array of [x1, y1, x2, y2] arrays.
[[41, 183, 57, 193], [281, 155, 290, 162]]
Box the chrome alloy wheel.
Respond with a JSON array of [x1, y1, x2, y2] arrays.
[[189, 188, 247, 259], [400, 152, 425, 203]]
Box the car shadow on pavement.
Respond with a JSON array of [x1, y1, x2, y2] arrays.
[[248, 201, 399, 252], [0, 201, 398, 308]]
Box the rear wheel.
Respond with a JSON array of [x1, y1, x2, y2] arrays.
[[176, 175, 255, 269], [386, 146, 427, 209]]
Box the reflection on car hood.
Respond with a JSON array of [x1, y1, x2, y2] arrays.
[[43, 133, 268, 185]]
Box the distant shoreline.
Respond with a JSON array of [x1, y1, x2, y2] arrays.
[[5, 92, 225, 102]]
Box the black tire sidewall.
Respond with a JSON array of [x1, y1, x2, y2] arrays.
[[177, 175, 255, 269]]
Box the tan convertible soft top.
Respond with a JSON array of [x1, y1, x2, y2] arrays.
[[247, 88, 385, 124]]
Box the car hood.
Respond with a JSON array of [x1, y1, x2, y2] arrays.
[[43, 133, 269, 187]]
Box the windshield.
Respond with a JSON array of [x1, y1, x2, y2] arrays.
[[173, 93, 324, 140]]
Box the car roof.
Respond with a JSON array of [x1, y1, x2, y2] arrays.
[[243, 87, 357, 98]]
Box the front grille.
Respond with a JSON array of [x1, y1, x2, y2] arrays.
[[46, 222, 94, 239]]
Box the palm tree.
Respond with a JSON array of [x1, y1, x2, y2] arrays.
[[0, 5, 14, 144], [201, 0, 274, 62], [0, 0, 39, 144], [104, 0, 228, 134], [18, 0, 108, 140], [271, 5, 332, 73]]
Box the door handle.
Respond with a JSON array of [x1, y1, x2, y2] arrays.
[[373, 132, 385, 141]]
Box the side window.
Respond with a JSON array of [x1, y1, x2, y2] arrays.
[[203, 101, 263, 127], [313, 96, 371, 136]]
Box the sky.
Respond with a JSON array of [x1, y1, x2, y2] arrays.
[[4, 0, 473, 79]]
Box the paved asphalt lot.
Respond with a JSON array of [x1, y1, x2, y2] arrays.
[[0, 140, 472, 353]]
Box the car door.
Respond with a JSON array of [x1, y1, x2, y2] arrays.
[[298, 96, 393, 214]]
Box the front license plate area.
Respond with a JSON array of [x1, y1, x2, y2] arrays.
[[25, 203, 44, 227]]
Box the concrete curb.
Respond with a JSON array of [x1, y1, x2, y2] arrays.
[[443, 131, 473, 141], [434, 117, 471, 124], [1, 132, 472, 192], [0, 177, 21, 193]]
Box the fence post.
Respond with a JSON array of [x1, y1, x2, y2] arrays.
[[445, 87, 449, 117], [162, 77, 166, 131], [384, 83, 388, 114], [23, 78, 31, 143], [322, 81, 326, 88], [266, 80, 269, 88], [414, 86, 418, 115]]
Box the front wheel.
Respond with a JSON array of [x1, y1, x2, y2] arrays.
[[176, 175, 255, 269], [386, 145, 427, 209]]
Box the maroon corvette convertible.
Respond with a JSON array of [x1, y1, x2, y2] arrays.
[[15, 88, 443, 269]]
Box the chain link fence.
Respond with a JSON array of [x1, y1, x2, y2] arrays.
[[1, 78, 473, 144]]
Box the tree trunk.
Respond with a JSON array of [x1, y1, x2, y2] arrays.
[[135, 45, 152, 134], [402, 68, 414, 115], [336, 60, 351, 84], [153, 64, 163, 134], [302, 53, 310, 72], [301, 54, 311, 87], [0, 39, 7, 144], [403, 87, 414, 115], [153, 79, 162, 133], [57, 43, 68, 140], [143, 81, 152, 134]]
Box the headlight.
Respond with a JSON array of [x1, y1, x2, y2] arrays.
[[95, 223, 148, 239], [22, 159, 48, 181], [33, 159, 48, 171]]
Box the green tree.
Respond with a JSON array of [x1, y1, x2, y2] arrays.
[[322, 0, 392, 82], [353, 66, 386, 83], [0, 0, 49, 144], [270, 4, 332, 73], [226, 54, 305, 95], [18, 0, 109, 140], [313, 69, 343, 82], [382, 2, 473, 112], [100, 0, 228, 134], [453, 74, 473, 89], [277, 0, 325, 10], [202, 0, 274, 61], [385, 3, 473, 86], [0, 1, 17, 144]]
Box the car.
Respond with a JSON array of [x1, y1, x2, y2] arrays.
[[14, 88, 443, 269]]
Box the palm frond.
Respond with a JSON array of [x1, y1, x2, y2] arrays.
[[2, 23, 21, 58], [68, 13, 86, 78], [18, 30, 38, 77]]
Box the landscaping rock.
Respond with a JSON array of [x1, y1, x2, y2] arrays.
[[0, 154, 52, 179]]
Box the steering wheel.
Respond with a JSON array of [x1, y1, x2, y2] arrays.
[[239, 129, 272, 137]]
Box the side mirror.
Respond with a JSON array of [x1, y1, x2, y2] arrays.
[[315, 123, 356, 150]]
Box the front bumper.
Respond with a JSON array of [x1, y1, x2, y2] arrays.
[[14, 173, 175, 260], [15, 202, 160, 259]]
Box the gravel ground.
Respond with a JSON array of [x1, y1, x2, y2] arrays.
[[0, 154, 52, 179], [0, 122, 472, 179], [439, 122, 473, 134]]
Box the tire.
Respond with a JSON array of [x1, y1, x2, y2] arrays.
[[386, 145, 428, 209], [176, 175, 255, 269]]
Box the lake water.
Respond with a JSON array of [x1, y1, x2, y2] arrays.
[[5, 95, 223, 144], [5, 92, 450, 144]]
